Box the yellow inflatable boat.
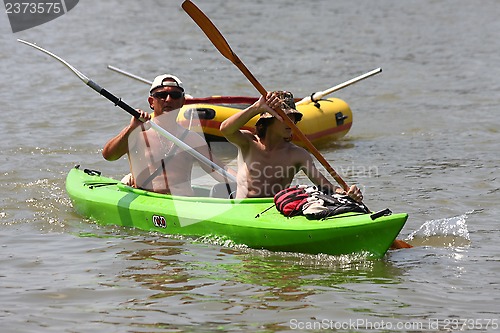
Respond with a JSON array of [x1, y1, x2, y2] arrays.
[[177, 96, 352, 146]]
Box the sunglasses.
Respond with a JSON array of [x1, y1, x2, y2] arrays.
[[152, 91, 184, 100]]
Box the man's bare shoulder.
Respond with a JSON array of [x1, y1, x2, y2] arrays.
[[238, 130, 260, 145], [241, 129, 256, 139], [286, 142, 309, 153], [284, 143, 313, 162]]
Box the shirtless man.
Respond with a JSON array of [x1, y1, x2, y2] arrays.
[[102, 74, 234, 196], [220, 91, 363, 201]]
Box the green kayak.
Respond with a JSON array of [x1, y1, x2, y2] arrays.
[[66, 166, 408, 258]]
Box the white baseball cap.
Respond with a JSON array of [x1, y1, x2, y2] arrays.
[[150, 74, 184, 93]]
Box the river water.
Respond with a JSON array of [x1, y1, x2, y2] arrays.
[[1, 0, 499, 332]]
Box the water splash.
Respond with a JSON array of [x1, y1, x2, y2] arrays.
[[406, 212, 471, 247], [195, 234, 249, 249]]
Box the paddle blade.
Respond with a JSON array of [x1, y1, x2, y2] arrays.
[[390, 239, 413, 249], [182, 1, 235, 62], [181, 0, 348, 191], [182, 1, 267, 95]]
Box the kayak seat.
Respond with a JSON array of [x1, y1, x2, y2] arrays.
[[210, 182, 237, 199]]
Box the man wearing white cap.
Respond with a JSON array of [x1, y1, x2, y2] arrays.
[[102, 74, 235, 196]]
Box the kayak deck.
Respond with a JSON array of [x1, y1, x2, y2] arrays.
[[66, 167, 408, 258]]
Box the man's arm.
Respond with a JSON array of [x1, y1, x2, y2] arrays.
[[300, 152, 341, 193], [301, 152, 364, 202], [220, 94, 280, 148], [220, 101, 260, 148], [102, 111, 149, 161]]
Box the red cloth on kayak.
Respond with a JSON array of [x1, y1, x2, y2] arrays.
[[274, 186, 310, 217]]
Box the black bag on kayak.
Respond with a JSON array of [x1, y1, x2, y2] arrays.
[[274, 186, 369, 219], [302, 191, 369, 219]]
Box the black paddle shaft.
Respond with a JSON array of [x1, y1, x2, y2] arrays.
[[87, 80, 141, 119]]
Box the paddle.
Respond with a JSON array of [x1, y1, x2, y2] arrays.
[[108, 64, 380, 108], [182, 2, 412, 249], [182, 0, 350, 192], [295, 68, 382, 106], [17, 39, 236, 183], [107, 65, 152, 85]]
